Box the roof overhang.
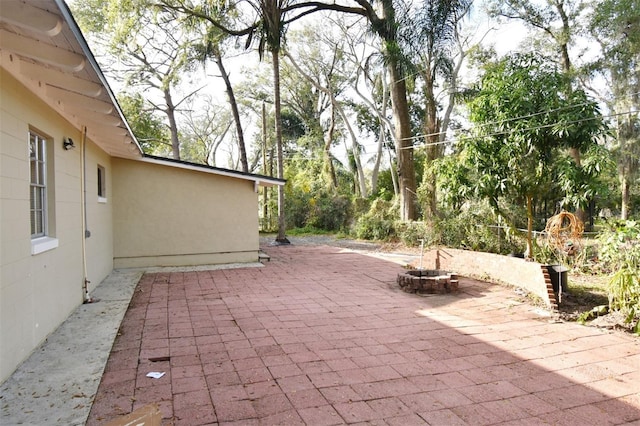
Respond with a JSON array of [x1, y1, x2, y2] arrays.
[[0, 1, 283, 188], [142, 155, 286, 188], [0, 0, 143, 159]]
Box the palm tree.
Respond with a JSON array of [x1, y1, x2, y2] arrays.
[[406, 0, 472, 219]]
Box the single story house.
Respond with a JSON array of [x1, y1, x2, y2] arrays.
[[0, 0, 284, 383]]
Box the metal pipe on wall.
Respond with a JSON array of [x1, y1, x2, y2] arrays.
[[80, 126, 93, 303]]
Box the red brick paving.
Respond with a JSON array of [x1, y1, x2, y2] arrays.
[[86, 245, 640, 425]]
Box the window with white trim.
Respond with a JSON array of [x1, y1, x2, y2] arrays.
[[30, 131, 47, 237], [29, 129, 58, 254]]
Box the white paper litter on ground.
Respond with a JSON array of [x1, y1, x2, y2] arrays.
[[146, 372, 165, 379]]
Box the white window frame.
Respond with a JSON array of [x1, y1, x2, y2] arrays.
[[30, 131, 47, 237], [30, 130, 58, 255]]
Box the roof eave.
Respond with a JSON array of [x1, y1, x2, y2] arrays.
[[53, 0, 143, 157], [140, 155, 286, 187]]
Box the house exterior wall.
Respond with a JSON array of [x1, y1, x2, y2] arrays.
[[112, 158, 260, 268], [0, 69, 114, 383], [84, 148, 114, 287]]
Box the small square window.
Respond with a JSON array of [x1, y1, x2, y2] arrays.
[[97, 165, 107, 202]]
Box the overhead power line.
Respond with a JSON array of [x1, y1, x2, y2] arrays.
[[393, 108, 640, 150], [394, 90, 640, 144]]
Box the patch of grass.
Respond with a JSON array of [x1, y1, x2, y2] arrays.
[[286, 226, 333, 236], [333, 230, 350, 239], [558, 272, 609, 320]]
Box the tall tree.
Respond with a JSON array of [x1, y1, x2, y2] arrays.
[[190, 24, 251, 172], [73, 0, 198, 160], [374, 0, 418, 220], [337, 15, 397, 195], [403, 0, 471, 219], [488, 0, 591, 221], [459, 53, 606, 258], [284, 23, 368, 196], [161, 0, 427, 221], [586, 0, 640, 219]]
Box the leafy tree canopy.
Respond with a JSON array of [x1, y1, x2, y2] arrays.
[[464, 53, 606, 203], [446, 52, 607, 256], [117, 92, 169, 154]]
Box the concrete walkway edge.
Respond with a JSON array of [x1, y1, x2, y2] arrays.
[[0, 269, 144, 425]]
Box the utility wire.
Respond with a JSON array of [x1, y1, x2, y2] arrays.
[[388, 108, 639, 150], [261, 107, 639, 162], [248, 93, 640, 162], [393, 90, 640, 144]]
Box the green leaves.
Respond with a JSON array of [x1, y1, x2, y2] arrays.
[[458, 53, 607, 205], [118, 92, 170, 154], [597, 220, 639, 333]]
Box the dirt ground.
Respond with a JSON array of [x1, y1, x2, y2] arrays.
[[262, 233, 635, 334]]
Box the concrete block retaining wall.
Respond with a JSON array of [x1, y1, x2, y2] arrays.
[[417, 248, 558, 310]]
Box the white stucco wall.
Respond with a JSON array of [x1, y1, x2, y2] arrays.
[[112, 158, 260, 268], [0, 69, 114, 383]]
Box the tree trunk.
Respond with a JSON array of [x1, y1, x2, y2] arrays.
[[422, 69, 439, 220], [351, 65, 394, 195], [618, 111, 639, 220], [164, 88, 180, 160], [370, 76, 389, 194], [324, 100, 338, 190], [337, 104, 368, 198], [215, 52, 249, 172], [371, 126, 384, 194], [262, 102, 269, 229], [388, 62, 417, 220], [272, 49, 289, 243], [376, 0, 416, 220], [423, 142, 438, 219], [621, 173, 630, 220], [526, 195, 534, 260], [390, 151, 399, 196]]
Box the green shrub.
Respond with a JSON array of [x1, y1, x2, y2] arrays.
[[307, 194, 352, 231], [285, 190, 353, 232], [285, 190, 313, 229], [353, 199, 398, 240], [435, 201, 524, 255], [353, 199, 525, 254], [597, 220, 640, 333], [396, 221, 439, 247]]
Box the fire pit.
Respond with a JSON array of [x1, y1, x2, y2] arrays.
[[397, 269, 459, 294]]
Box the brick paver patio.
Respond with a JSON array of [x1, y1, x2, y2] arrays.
[[87, 244, 640, 425]]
